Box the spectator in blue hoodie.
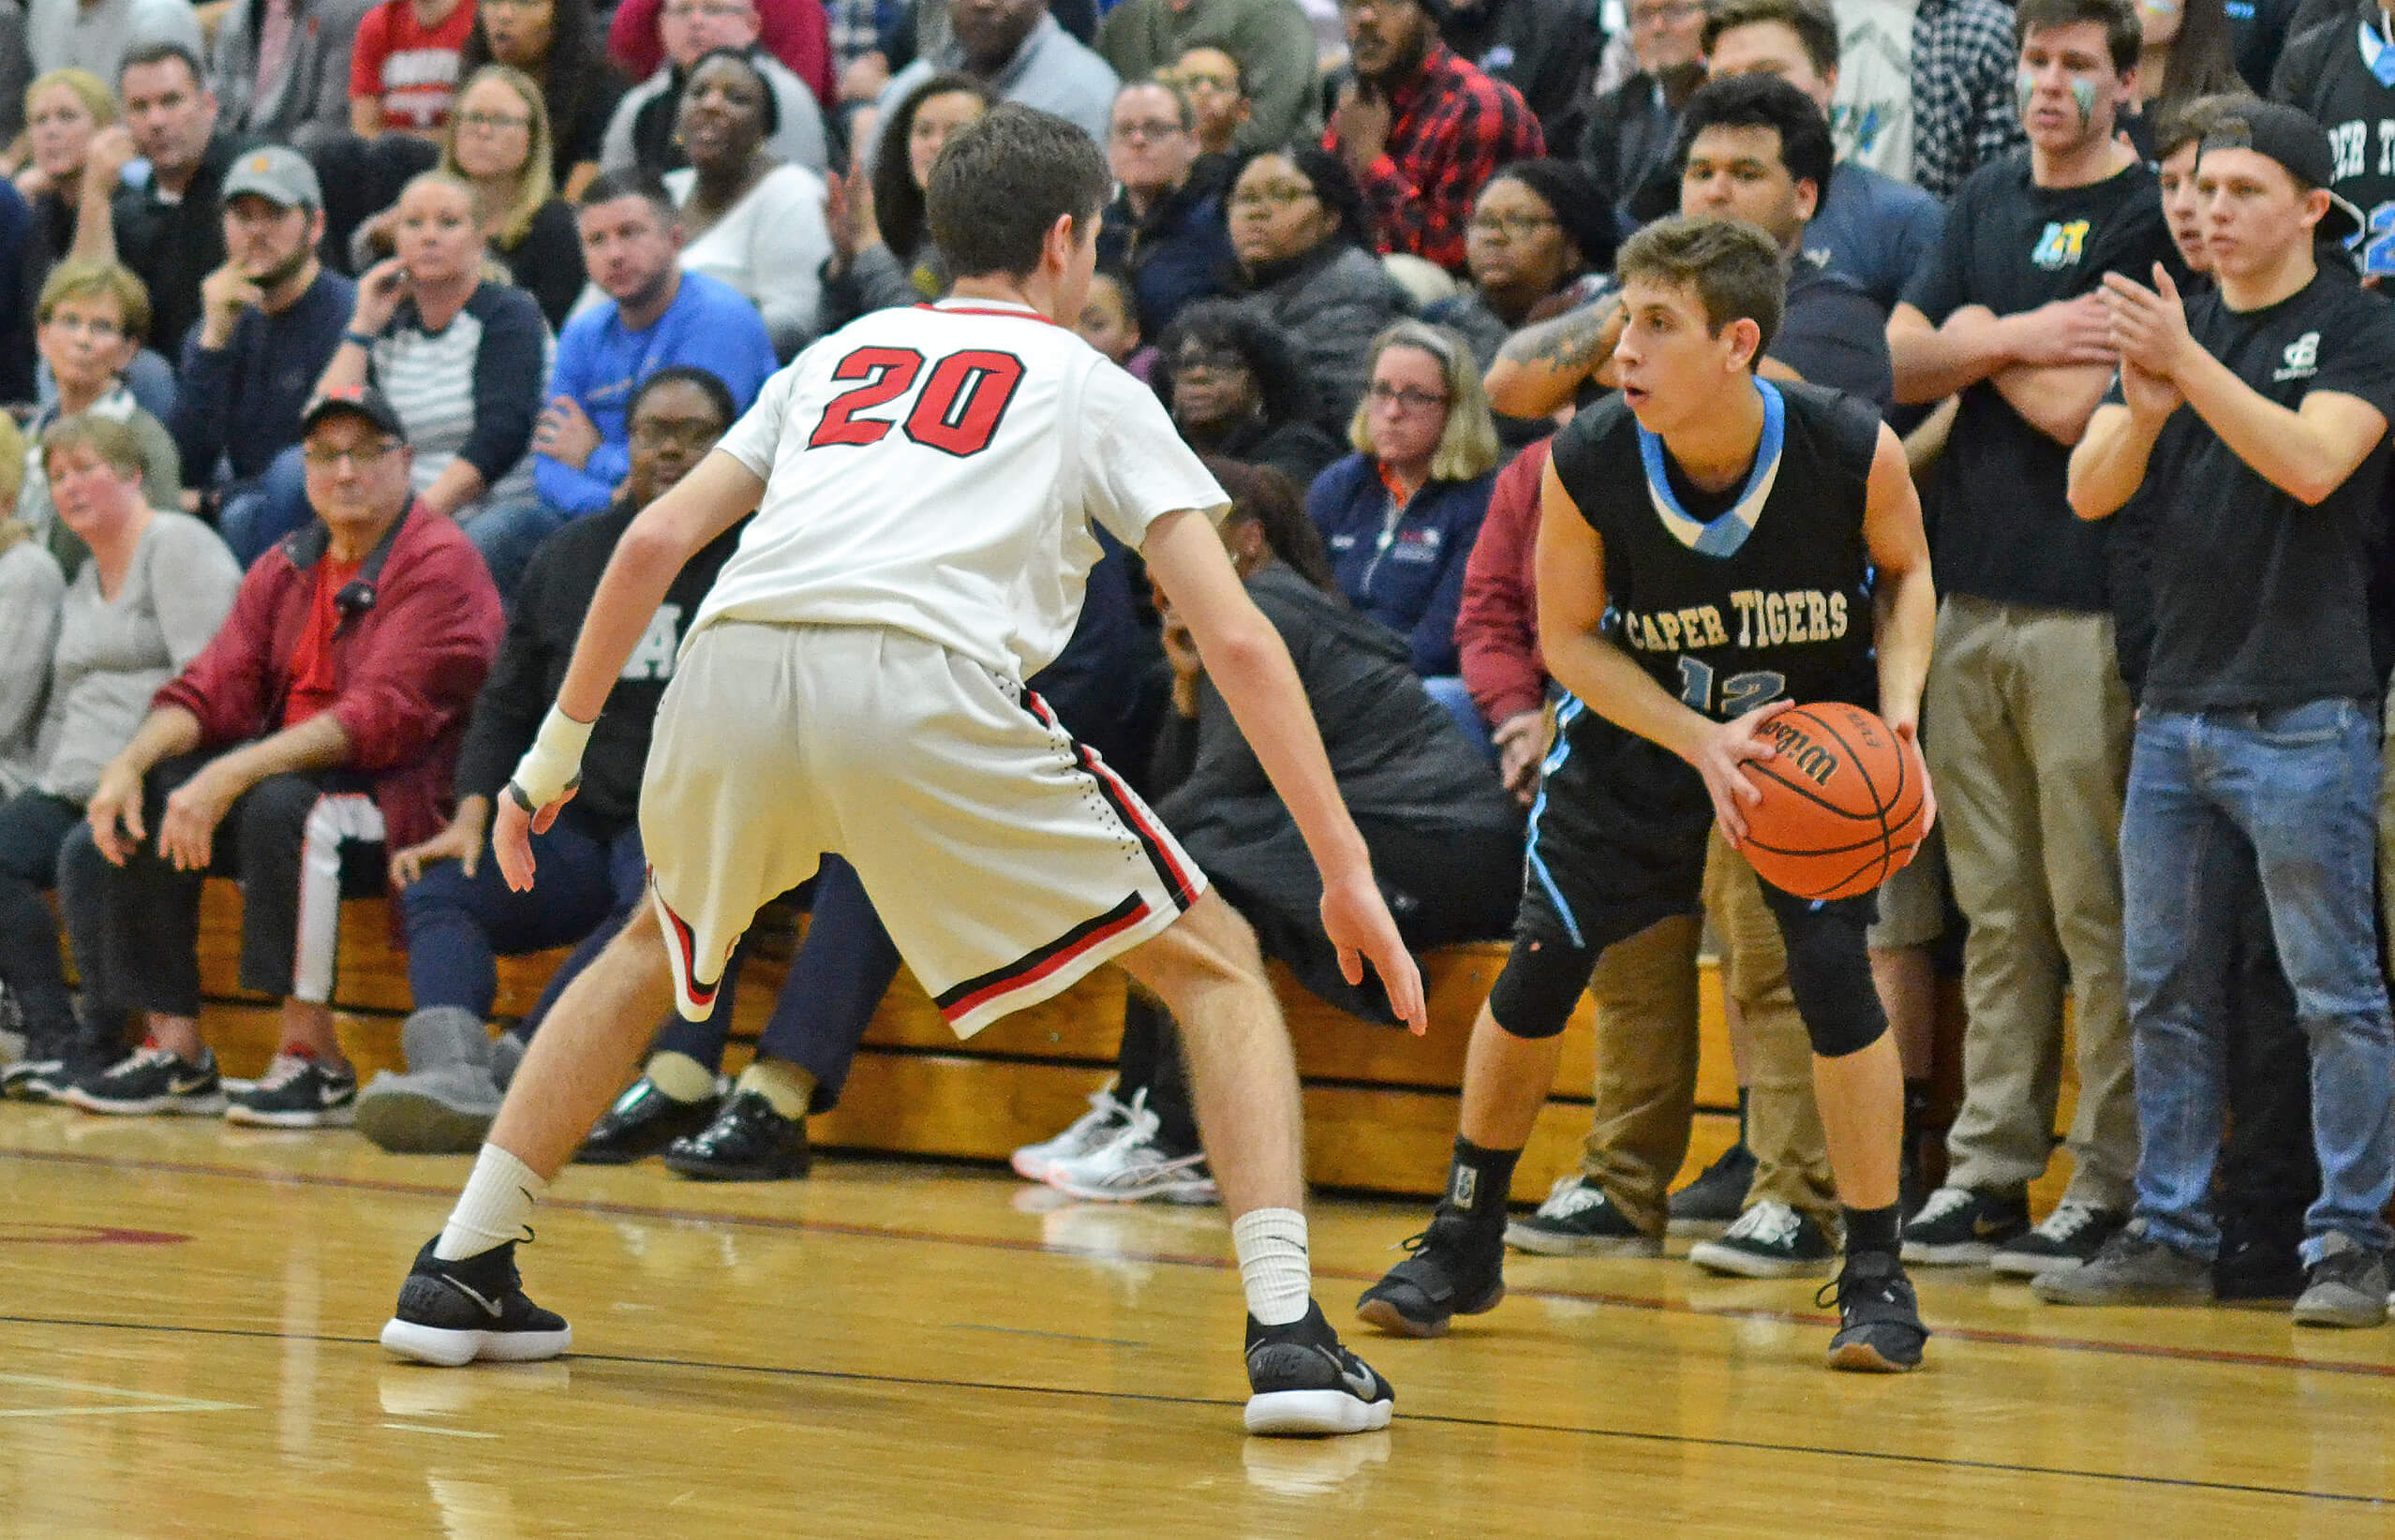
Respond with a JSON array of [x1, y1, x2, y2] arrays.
[[170, 146, 357, 567], [1304, 318, 1500, 723], [471, 167, 778, 593]]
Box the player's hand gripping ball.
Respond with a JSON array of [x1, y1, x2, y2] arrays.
[[1736, 703, 1928, 901]]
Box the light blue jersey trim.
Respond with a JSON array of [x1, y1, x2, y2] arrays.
[[1638, 379, 1786, 559], [1523, 694, 1586, 949]]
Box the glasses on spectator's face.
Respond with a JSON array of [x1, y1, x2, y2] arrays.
[[1172, 346, 1250, 377], [1228, 182, 1317, 212], [1367, 382, 1448, 412], [1172, 67, 1238, 94], [43, 310, 122, 339], [304, 439, 402, 471], [483, 0, 549, 10], [1629, 0, 1699, 27], [1111, 117, 1185, 142], [457, 110, 533, 131], [630, 415, 721, 449], [1468, 210, 1558, 239]]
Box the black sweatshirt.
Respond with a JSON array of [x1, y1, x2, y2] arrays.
[[452, 496, 748, 830]]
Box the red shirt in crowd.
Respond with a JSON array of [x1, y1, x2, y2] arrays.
[[280, 557, 361, 728], [1455, 437, 1552, 729], [350, 0, 480, 132], [606, 0, 835, 106], [1324, 41, 1544, 274]]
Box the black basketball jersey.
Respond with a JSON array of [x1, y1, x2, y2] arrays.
[[2275, 13, 2395, 278], [1549, 379, 1882, 722]]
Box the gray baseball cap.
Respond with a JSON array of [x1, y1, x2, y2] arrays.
[[221, 144, 322, 212]]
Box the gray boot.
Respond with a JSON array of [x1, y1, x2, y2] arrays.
[[356, 1008, 501, 1154], [2031, 1222, 2214, 1307]]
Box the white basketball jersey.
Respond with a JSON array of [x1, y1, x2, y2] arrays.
[[695, 297, 1227, 680]]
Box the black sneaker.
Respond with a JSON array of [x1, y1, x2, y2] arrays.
[[662, 1089, 812, 1181], [1506, 1176, 1663, 1256], [575, 1076, 721, 1163], [1822, 1251, 1929, 1373], [380, 1238, 573, 1366], [225, 1052, 359, 1128], [1688, 1200, 1838, 1279], [1988, 1202, 2125, 1278], [2215, 1228, 2307, 1307], [1355, 1210, 1506, 1339], [1667, 1142, 1756, 1236], [1244, 1300, 1395, 1436], [1900, 1184, 2029, 1266], [59, 1044, 226, 1117]]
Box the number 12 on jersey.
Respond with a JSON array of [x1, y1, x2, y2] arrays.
[[1677, 657, 1787, 718], [808, 346, 1026, 456]]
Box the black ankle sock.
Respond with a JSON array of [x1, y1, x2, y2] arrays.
[[1734, 1087, 1749, 1145], [1845, 1203, 1901, 1258], [1447, 1137, 1520, 1222]]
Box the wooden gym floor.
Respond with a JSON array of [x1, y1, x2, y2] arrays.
[[4, 1113, 2394, 1537]]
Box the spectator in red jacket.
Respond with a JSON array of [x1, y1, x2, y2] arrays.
[[1451, 433, 1547, 804], [608, 0, 835, 106], [54, 386, 503, 1130]]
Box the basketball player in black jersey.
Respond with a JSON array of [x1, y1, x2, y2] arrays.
[[1358, 216, 1940, 1371]]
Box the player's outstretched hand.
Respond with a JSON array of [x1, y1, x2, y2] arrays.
[[1696, 699, 1795, 848], [1321, 871, 1427, 1035], [492, 783, 575, 893]]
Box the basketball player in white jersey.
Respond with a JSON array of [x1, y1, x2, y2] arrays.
[[378, 106, 1423, 1438]]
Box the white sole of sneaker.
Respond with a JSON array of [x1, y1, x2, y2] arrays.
[[1687, 1243, 1835, 1280], [1665, 1217, 1734, 1239], [1987, 1251, 2083, 1279], [1242, 1389, 1394, 1436], [223, 1103, 357, 1129], [1900, 1239, 2000, 1266], [61, 1090, 227, 1117], [1503, 1222, 1663, 1258], [380, 1318, 573, 1366], [1009, 1153, 1054, 1182], [1046, 1175, 1219, 1205]]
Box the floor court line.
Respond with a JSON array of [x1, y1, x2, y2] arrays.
[[0, 1312, 2384, 1509], [6, 1145, 2390, 1381]]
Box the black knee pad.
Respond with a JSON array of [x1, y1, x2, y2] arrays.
[[1485, 932, 1597, 1041], [1773, 896, 1889, 1059]]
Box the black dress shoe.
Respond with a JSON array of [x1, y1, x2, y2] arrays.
[[575, 1077, 721, 1164], [662, 1090, 811, 1181]]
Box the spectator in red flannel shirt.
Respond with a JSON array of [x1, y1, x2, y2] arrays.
[[1322, 0, 1542, 274]]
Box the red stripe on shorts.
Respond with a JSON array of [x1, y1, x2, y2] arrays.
[[651, 880, 721, 1011], [937, 895, 1153, 1023], [1022, 689, 1203, 908]]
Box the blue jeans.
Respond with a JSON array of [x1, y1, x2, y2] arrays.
[[467, 497, 577, 600], [216, 447, 314, 570], [2121, 700, 2394, 1263]]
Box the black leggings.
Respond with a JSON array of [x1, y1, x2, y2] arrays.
[[0, 790, 82, 1041]]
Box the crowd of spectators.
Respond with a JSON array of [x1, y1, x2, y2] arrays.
[[0, 0, 2391, 1325]]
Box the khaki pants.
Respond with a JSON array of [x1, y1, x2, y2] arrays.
[[1926, 595, 2136, 1209], [1576, 833, 1837, 1236]]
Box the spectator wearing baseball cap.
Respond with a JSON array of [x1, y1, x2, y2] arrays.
[[58, 380, 502, 1131], [171, 145, 362, 568], [2053, 98, 2395, 1325]]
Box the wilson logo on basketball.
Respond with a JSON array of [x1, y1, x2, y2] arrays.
[[1763, 718, 1839, 787]]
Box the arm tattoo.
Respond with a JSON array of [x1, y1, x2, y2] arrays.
[[1498, 292, 1624, 371]]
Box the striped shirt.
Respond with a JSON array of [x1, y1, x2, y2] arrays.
[[367, 282, 553, 515]]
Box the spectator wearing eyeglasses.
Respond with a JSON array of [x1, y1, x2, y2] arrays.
[[1577, 0, 1706, 235], [1159, 297, 1344, 487], [1306, 319, 1500, 713], [458, 0, 629, 200], [1095, 78, 1235, 338], [1324, 0, 1543, 273], [1169, 44, 1251, 183], [1095, 0, 1320, 152], [1226, 142, 1408, 428], [19, 259, 182, 581], [602, 0, 830, 176], [56, 387, 501, 1129]]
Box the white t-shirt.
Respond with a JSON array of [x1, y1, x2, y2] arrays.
[[1830, 0, 1917, 183], [698, 297, 1227, 681]]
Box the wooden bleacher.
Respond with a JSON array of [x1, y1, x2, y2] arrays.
[[188, 880, 1775, 1201]]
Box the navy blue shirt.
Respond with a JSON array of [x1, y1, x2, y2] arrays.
[[1307, 454, 1495, 677], [1804, 161, 1945, 313], [171, 268, 358, 483]]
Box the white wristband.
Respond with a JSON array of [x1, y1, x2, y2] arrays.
[[506, 705, 593, 812]]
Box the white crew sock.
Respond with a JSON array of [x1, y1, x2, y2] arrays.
[[1231, 1207, 1312, 1326], [436, 1145, 549, 1261]]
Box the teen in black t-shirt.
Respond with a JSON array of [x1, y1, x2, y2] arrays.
[[2059, 100, 2395, 1321]]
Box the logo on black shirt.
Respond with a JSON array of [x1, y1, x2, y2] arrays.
[[2274, 332, 2321, 382], [2031, 219, 2091, 270]]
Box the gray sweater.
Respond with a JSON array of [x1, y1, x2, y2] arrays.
[[28, 511, 240, 803], [0, 537, 65, 797]]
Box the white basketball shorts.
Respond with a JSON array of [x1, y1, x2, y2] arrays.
[[639, 620, 1206, 1037]]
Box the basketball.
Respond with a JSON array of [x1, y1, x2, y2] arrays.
[[1738, 703, 1928, 902]]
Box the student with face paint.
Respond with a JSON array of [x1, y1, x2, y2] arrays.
[[1885, 0, 2184, 1275], [2058, 99, 2395, 1325]]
